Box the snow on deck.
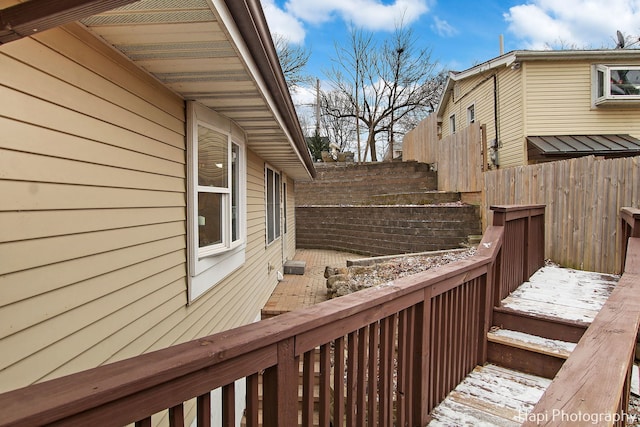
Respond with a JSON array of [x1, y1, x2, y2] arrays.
[[488, 328, 576, 358], [500, 265, 618, 324], [428, 364, 552, 427]]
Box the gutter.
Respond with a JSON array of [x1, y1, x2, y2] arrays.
[[222, 0, 316, 179]]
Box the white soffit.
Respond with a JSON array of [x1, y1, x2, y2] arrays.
[[82, 0, 311, 180]]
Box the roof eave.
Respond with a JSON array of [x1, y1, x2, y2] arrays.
[[222, 0, 316, 179]]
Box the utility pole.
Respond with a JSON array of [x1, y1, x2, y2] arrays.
[[315, 78, 321, 137]]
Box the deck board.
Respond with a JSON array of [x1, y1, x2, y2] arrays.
[[500, 266, 618, 323], [429, 364, 551, 426]]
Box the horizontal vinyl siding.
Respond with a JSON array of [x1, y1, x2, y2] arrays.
[[442, 73, 496, 142], [285, 176, 296, 261], [524, 60, 640, 137], [497, 67, 524, 167], [0, 24, 281, 395], [0, 25, 188, 392]]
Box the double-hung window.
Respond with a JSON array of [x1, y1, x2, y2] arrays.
[[467, 104, 475, 124], [266, 166, 281, 245], [187, 101, 246, 301]]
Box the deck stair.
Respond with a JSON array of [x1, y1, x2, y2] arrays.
[[428, 364, 552, 426], [429, 265, 620, 426]]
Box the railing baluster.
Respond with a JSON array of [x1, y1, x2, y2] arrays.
[[169, 403, 184, 427], [135, 417, 151, 427], [396, 310, 407, 427], [404, 305, 416, 424], [381, 314, 396, 426], [346, 331, 357, 427], [334, 336, 346, 427], [319, 343, 331, 427], [356, 326, 368, 427], [302, 350, 314, 427], [222, 383, 235, 427], [197, 392, 211, 427], [367, 322, 379, 427], [246, 373, 259, 427]]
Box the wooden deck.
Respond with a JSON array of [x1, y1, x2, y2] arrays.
[[429, 265, 621, 426]]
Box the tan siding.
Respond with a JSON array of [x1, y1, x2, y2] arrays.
[[524, 60, 640, 137], [0, 181, 185, 211], [441, 73, 496, 143], [0, 22, 291, 398], [284, 175, 297, 260], [497, 67, 524, 167]]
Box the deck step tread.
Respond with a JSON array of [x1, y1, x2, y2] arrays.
[[500, 266, 617, 324], [429, 364, 551, 426], [488, 328, 576, 359]]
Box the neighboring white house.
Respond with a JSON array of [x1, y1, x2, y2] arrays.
[[0, 1, 315, 416]]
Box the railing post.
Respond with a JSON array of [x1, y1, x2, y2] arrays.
[[412, 288, 432, 426], [620, 208, 640, 273], [262, 338, 297, 427]]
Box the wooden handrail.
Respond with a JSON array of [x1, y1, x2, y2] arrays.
[[523, 236, 640, 427], [0, 205, 547, 427]]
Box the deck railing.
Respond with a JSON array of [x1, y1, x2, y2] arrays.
[[620, 207, 640, 272], [0, 205, 545, 427], [491, 204, 546, 305], [524, 207, 640, 427]]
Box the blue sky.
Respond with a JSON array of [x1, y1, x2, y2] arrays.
[[260, 0, 640, 130], [261, 0, 640, 84]]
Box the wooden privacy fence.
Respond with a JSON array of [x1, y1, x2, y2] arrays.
[[524, 208, 640, 427], [403, 117, 485, 192], [484, 155, 640, 274], [0, 206, 545, 427]]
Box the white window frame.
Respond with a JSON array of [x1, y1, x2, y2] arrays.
[[467, 104, 475, 124], [265, 165, 281, 245], [593, 65, 640, 106], [186, 101, 247, 302], [449, 114, 456, 134]]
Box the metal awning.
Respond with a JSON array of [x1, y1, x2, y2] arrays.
[[527, 135, 640, 158]]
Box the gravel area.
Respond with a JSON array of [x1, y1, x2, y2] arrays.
[[326, 247, 477, 298]]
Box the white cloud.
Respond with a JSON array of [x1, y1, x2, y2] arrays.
[[504, 0, 640, 49], [283, 0, 431, 32], [261, 0, 307, 44], [431, 16, 457, 37]]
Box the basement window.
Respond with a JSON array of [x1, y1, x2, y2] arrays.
[[594, 65, 640, 106]]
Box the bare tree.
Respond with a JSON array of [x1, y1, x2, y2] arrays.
[[321, 90, 357, 152], [323, 23, 444, 161], [272, 33, 312, 89]]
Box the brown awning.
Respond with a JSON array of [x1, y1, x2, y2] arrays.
[[527, 135, 640, 159]]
